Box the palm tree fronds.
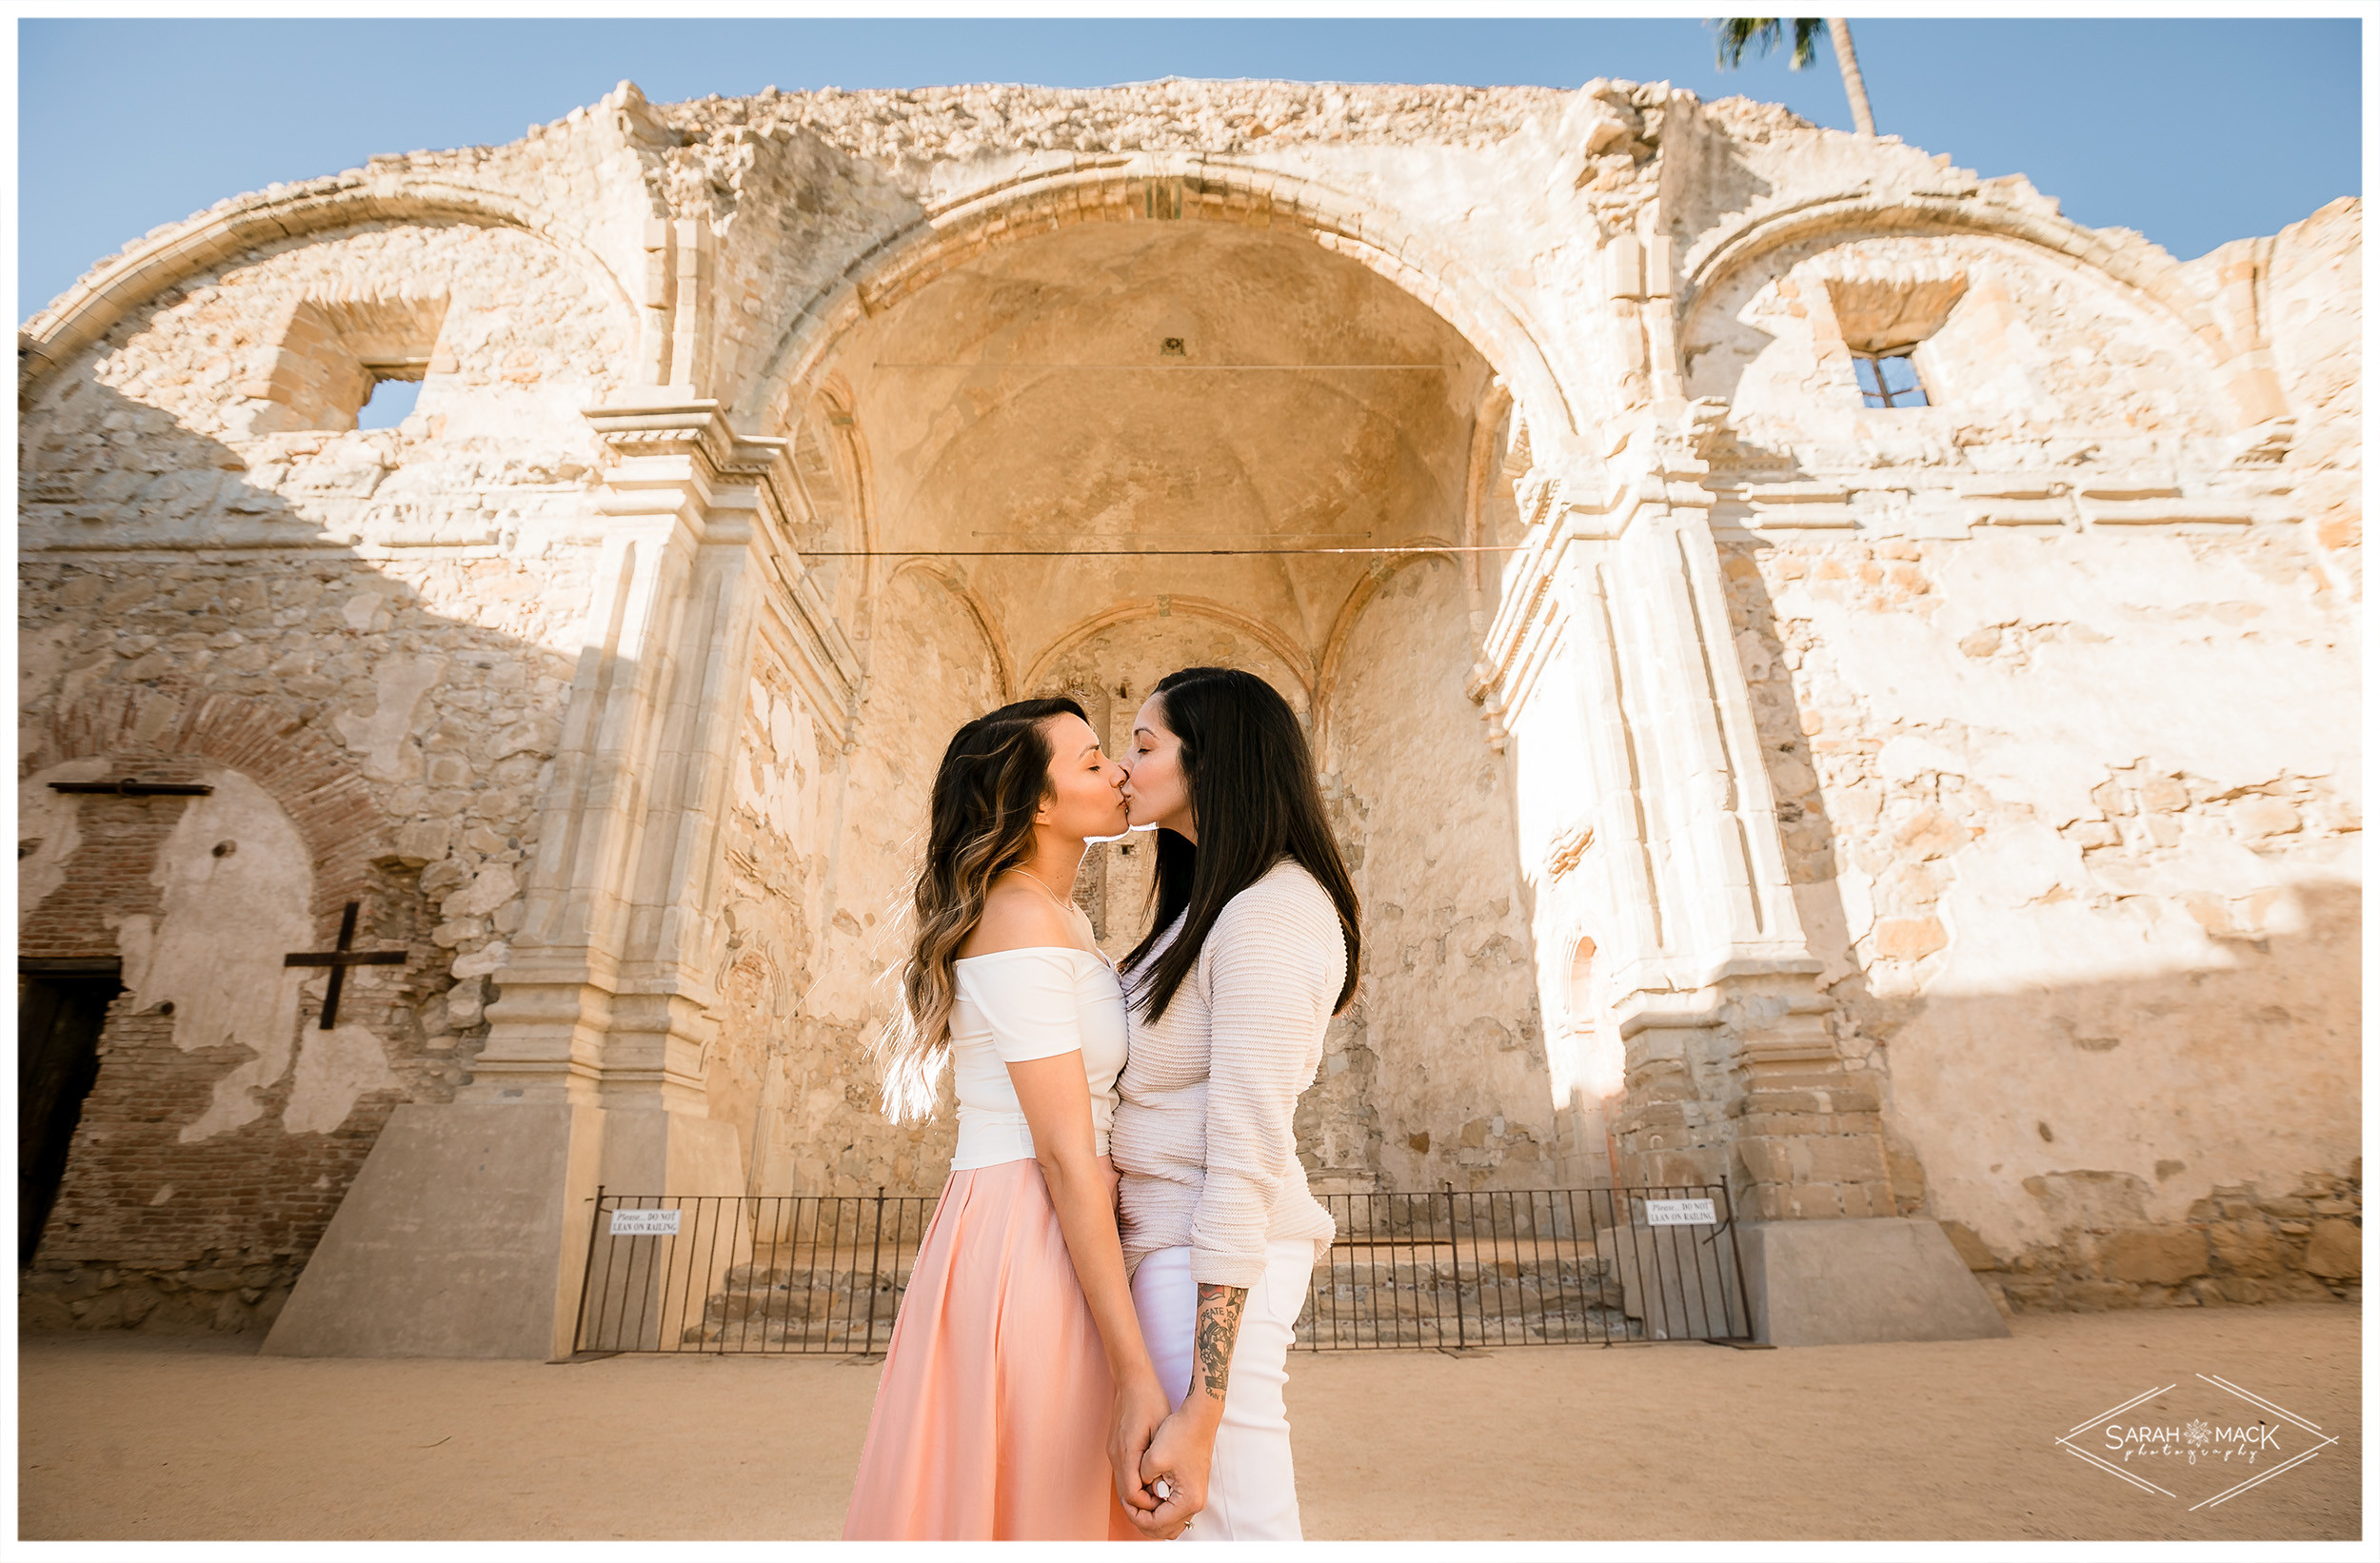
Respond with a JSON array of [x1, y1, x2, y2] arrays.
[[1710, 17, 1827, 71], [1711, 16, 1876, 135]]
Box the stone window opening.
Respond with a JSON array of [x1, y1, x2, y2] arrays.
[[237, 293, 449, 437], [1822, 270, 1965, 414], [1564, 935, 1598, 1019], [1852, 347, 1930, 408], [356, 376, 424, 430]]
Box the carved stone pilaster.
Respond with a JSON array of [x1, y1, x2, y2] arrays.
[[273, 398, 858, 1357], [1488, 406, 1899, 1227]]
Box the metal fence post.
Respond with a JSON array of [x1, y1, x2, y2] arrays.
[[863, 1185, 887, 1353], [1444, 1181, 1466, 1351], [569, 1183, 606, 1355]]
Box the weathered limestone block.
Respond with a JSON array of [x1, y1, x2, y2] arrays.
[[2100, 1228, 2211, 1286], [2302, 1218, 2362, 1278], [2208, 1219, 2285, 1278]]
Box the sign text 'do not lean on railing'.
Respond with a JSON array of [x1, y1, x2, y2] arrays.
[[608, 1209, 683, 1237], [1642, 1197, 1718, 1227]]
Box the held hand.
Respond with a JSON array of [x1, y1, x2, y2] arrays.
[[1134, 1406, 1218, 1538], [1108, 1372, 1171, 1521]]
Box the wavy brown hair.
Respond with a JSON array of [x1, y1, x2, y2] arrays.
[[875, 696, 1087, 1120]]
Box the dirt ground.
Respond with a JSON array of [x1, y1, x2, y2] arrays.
[[17, 1301, 2361, 1542]]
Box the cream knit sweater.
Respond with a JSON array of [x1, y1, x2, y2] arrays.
[[1113, 858, 1346, 1289]]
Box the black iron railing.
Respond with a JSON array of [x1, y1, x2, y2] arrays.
[[574, 1190, 940, 1355], [1299, 1184, 1751, 1349], [572, 1182, 1751, 1356]]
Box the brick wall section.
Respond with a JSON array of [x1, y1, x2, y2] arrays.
[[36, 687, 393, 923], [22, 858, 450, 1335], [17, 782, 197, 961], [19, 515, 581, 1341], [17, 676, 466, 1335]]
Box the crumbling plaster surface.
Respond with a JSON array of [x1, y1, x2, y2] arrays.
[[129, 769, 318, 1142], [1688, 184, 2360, 1297], [1720, 518, 2357, 1296], [726, 571, 1004, 1196], [1324, 557, 1553, 1191]]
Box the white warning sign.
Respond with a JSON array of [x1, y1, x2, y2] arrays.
[[1642, 1198, 1718, 1227]]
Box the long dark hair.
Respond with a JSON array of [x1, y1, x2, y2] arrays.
[[1121, 667, 1360, 1023], [875, 695, 1086, 1119]]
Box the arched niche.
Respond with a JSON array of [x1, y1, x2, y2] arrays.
[[736, 208, 1563, 1191], [1683, 227, 2233, 445], [1027, 604, 1306, 957]]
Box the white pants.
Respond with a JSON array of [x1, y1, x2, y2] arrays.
[[1131, 1238, 1314, 1542]]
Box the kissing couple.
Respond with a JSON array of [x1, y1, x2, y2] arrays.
[[843, 666, 1360, 1541]]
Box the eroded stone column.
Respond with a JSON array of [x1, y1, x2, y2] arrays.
[[270, 397, 857, 1357], [1530, 409, 1990, 1343], [1537, 413, 1894, 1225]]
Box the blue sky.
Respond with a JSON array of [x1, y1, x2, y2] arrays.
[[16, 17, 2362, 319]]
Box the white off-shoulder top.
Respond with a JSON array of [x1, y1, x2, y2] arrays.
[[947, 946, 1129, 1171]]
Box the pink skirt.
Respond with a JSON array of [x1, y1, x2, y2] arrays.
[[842, 1158, 1141, 1540]]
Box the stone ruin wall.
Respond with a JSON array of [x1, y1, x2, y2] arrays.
[[17, 222, 617, 1330], [17, 75, 2360, 1330], [1319, 555, 1555, 1193], [1693, 199, 2362, 1312]]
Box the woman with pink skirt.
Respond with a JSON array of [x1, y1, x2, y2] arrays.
[[843, 697, 1169, 1540]]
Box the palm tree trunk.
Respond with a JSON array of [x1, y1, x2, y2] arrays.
[[1826, 18, 1877, 137]]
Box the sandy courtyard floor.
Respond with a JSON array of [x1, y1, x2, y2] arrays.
[[17, 1301, 2361, 1542]]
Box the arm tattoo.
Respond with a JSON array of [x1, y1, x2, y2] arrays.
[[1193, 1282, 1249, 1402]]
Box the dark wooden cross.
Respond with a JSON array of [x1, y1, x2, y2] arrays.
[[285, 901, 407, 1029]]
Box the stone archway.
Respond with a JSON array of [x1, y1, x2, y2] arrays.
[[745, 159, 1584, 457], [743, 206, 1563, 1196]]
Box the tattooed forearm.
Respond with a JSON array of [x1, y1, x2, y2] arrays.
[[1193, 1282, 1249, 1402]]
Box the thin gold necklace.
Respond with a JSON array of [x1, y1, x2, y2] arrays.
[[1007, 865, 1078, 915]]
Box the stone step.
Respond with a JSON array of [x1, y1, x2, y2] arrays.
[[682, 1240, 1737, 1344], [675, 1308, 1651, 1351]]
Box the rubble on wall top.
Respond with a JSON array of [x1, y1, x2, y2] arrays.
[[645, 76, 1587, 160], [1698, 93, 1822, 143]]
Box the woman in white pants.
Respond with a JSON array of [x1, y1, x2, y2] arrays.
[[1110, 666, 1362, 1541]]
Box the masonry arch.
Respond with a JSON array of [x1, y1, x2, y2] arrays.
[[1021, 597, 1315, 706], [743, 161, 1579, 451], [1680, 194, 2224, 348], [18, 177, 639, 396], [1675, 195, 2275, 429], [1310, 541, 1456, 763], [783, 381, 883, 646], [1682, 219, 2243, 438], [31, 687, 393, 921], [886, 558, 1017, 702], [744, 205, 1562, 1190]]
